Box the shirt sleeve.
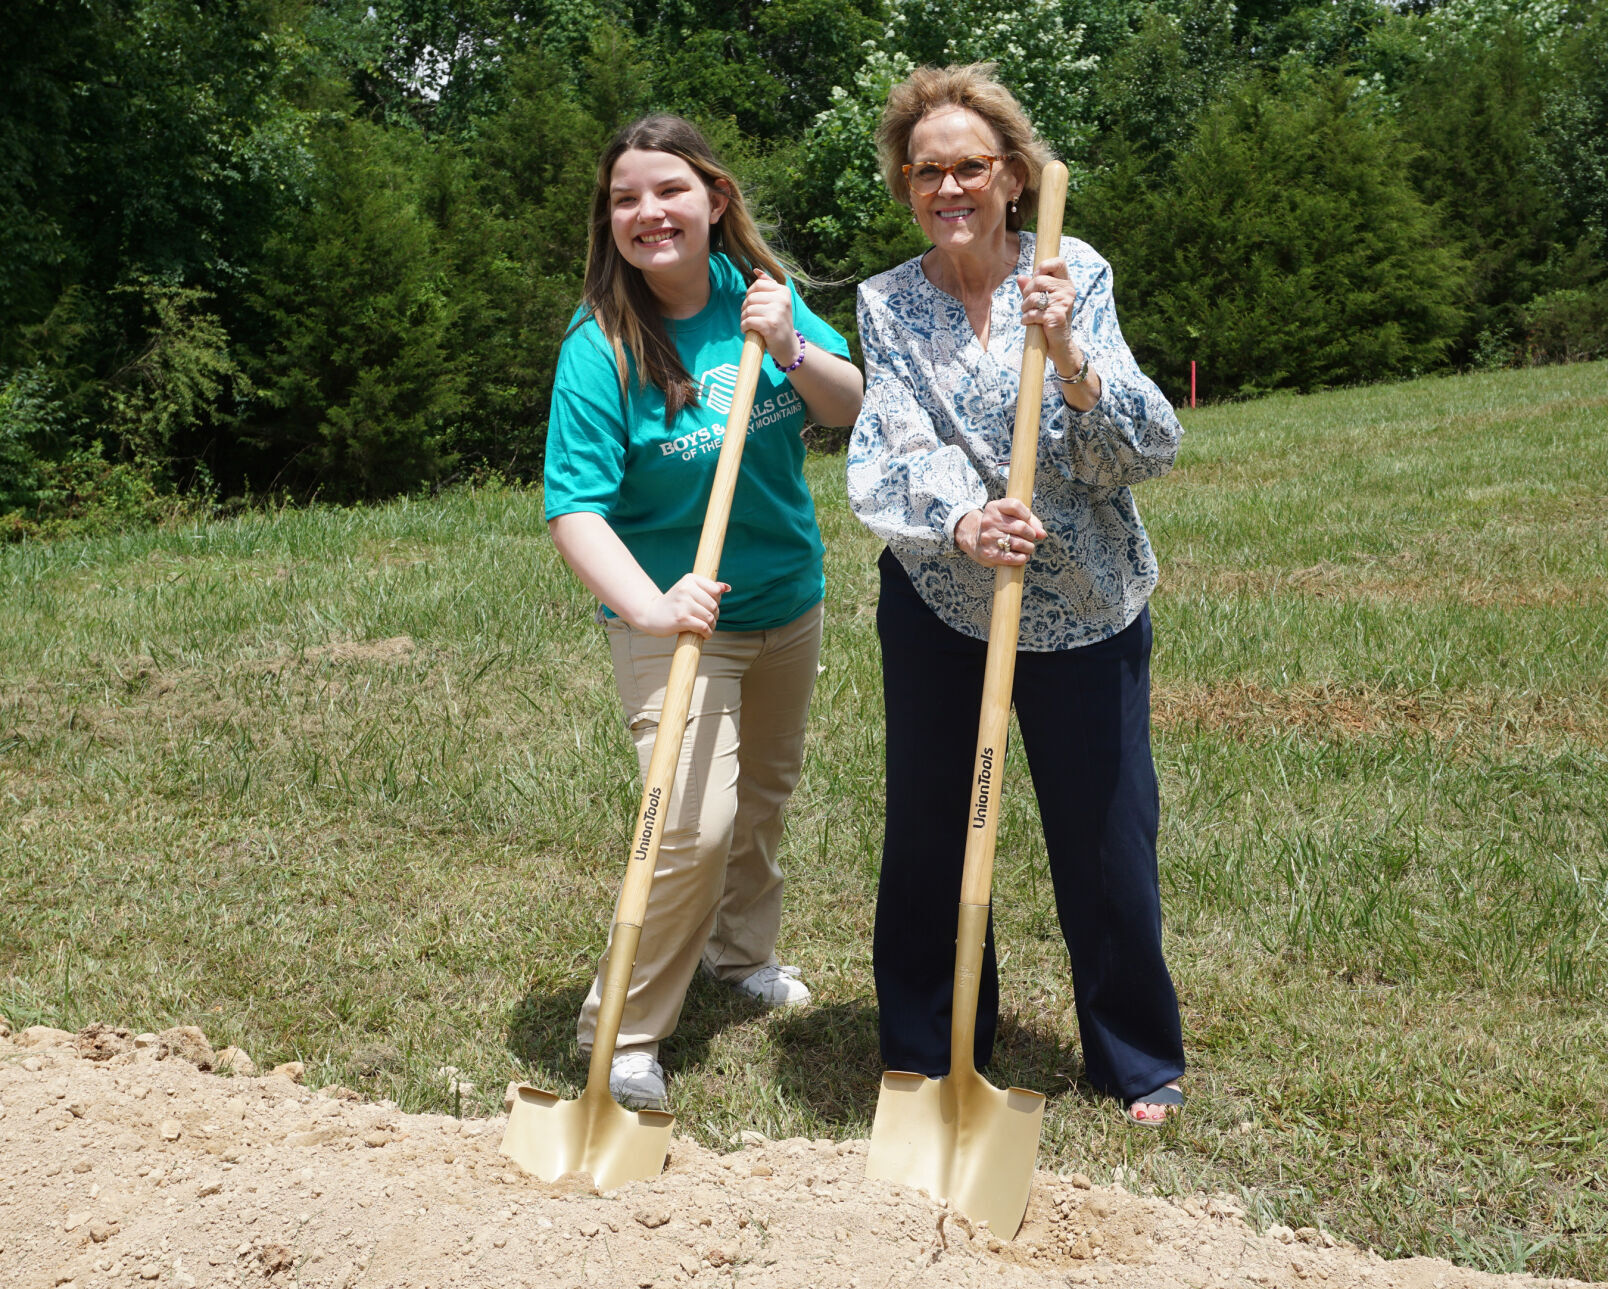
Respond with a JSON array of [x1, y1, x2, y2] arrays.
[[788, 279, 852, 360], [1046, 248, 1183, 488], [543, 320, 628, 522], [845, 282, 989, 557]]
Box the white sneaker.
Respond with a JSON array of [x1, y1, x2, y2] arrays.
[[608, 1052, 667, 1111], [727, 963, 812, 1007]]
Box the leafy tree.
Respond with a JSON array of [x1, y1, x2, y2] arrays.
[[1236, 0, 1384, 68], [0, 0, 308, 342], [2, 0, 312, 508], [639, 0, 883, 136], [1540, 0, 1608, 239], [1075, 62, 1468, 398], [308, 0, 541, 132], [1086, 0, 1239, 168], [445, 47, 612, 473], [236, 119, 465, 498], [1392, 19, 1567, 362], [104, 279, 250, 483]]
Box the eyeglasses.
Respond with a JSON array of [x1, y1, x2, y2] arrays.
[[901, 154, 1009, 196]]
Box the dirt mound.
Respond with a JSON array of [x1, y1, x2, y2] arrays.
[[1, 1024, 1597, 1289]]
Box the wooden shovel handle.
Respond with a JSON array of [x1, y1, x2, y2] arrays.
[[949, 164, 1069, 1073], [957, 162, 1069, 908], [587, 331, 767, 1091]]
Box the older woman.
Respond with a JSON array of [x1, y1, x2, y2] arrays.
[[847, 64, 1186, 1124]]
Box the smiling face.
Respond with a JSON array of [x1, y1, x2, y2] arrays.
[[905, 107, 1024, 263], [608, 148, 729, 292]]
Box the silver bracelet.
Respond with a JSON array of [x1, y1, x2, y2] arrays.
[[1050, 350, 1091, 386]]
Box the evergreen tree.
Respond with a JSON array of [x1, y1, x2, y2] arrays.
[[1394, 21, 1567, 361], [236, 120, 465, 498], [1076, 63, 1468, 399]]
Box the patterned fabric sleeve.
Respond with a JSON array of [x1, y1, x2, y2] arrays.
[[1046, 248, 1183, 489], [846, 283, 989, 557]]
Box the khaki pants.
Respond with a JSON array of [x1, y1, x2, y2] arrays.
[[577, 601, 823, 1058]]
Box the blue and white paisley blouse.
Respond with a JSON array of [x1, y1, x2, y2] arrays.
[[846, 233, 1183, 651]]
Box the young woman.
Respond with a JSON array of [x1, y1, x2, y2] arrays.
[[543, 115, 863, 1111]]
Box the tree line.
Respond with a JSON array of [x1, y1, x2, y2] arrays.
[[2, 0, 1604, 536]]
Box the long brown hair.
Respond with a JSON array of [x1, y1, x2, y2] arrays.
[[580, 115, 799, 422]]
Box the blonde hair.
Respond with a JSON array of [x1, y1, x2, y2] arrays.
[[876, 63, 1055, 233], [579, 115, 801, 422]]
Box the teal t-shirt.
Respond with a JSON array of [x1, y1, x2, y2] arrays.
[[543, 255, 850, 631]]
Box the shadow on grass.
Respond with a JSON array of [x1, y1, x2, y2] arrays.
[[505, 982, 592, 1091], [751, 989, 1095, 1128], [502, 970, 837, 1090], [768, 999, 884, 1126], [993, 1010, 1107, 1110], [502, 974, 1102, 1123]]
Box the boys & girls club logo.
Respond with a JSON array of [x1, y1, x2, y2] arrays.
[[698, 363, 742, 415]]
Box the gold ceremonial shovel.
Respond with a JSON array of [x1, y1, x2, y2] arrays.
[[865, 161, 1070, 1238], [500, 332, 768, 1191]]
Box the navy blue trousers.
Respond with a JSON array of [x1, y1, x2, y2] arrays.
[[873, 548, 1185, 1102]]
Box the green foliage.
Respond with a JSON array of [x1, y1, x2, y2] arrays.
[[576, 19, 655, 133], [105, 279, 250, 480], [1076, 63, 1468, 399], [1521, 281, 1608, 364], [1539, 0, 1608, 239], [3, 0, 1605, 521], [238, 119, 465, 499], [0, 364, 182, 539], [0, 450, 177, 542], [316, 0, 546, 132], [1249, 0, 1386, 69], [1392, 19, 1567, 363], [786, 47, 920, 280], [1409, 0, 1573, 54], [0, 0, 309, 343], [1087, 0, 1240, 168], [0, 366, 69, 516], [0, 0, 312, 507], [641, 0, 882, 136], [443, 47, 612, 473]]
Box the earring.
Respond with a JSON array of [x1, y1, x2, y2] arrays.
[[1008, 199, 1018, 217]]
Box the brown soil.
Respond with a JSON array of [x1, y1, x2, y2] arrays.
[[2, 1023, 1599, 1289]]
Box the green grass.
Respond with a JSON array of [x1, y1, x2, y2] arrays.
[[4, 360, 1606, 1278]]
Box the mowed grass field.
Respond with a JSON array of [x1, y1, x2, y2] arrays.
[[3, 360, 1606, 1278]]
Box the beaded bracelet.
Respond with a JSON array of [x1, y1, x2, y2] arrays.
[[781, 330, 806, 373]]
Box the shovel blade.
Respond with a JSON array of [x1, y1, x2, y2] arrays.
[[865, 1067, 1045, 1238], [499, 1084, 674, 1193]]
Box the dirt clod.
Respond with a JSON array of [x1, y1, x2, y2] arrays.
[[213, 1046, 256, 1077], [257, 1244, 295, 1274], [76, 1024, 134, 1061], [155, 1027, 214, 1069]]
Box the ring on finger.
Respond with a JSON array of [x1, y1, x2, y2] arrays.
[[997, 535, 1012, 552], [1038, 290, 1050, 310]]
